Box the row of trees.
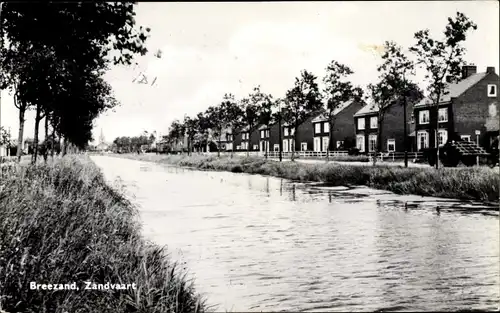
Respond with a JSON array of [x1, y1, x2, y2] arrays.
[[163, 12, 476, 168], [0, 2, 149, 164], [112, 131, 156, 153]]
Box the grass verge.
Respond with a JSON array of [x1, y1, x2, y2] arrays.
[[0, 156, 207, 313], [114, 153, 499, 203]]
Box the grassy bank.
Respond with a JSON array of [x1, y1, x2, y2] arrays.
[[115, 153, 499, 203], [0, 156, 207, 313]]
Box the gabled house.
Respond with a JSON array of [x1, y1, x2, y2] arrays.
[[281, 111, 323, 152], [413, 65, 499, 151], [234, 125, 260, 151], [258, 122, 281, 153], [354, 99, 413, 154], [311, 99, 365, 152]]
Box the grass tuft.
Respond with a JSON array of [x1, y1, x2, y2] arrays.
[[0, 156, 208, 313]]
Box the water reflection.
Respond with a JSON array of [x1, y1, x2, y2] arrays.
[[92, 156, 499, 312]]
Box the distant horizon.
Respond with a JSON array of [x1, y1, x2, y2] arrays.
[[1, 1, 498, 145]]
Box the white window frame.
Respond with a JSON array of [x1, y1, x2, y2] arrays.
[[322, 137, 329, 152], [314, 137, 321, 152], [437, 129, 448, 147], [283, 140, 289, 152], [291, 128, 295, 136], [336, 141, 344, 149], [284, 127, 289, 137], [438, 108, 448, 123], [301, 142, 307, 151], [460, 135, 471, 142], [274, 144, 280, 152], [253, 144, 259, 150], [419, 110, 430, 125], [387, 139, 396, 152], [357, 118, 365, 130], [226, 143, 233, 150], [260, 130, 265, 138], [370, 116, 378, 129], [265, 130, 270, 137], [314, 123, 321, 134], [410, 114, 415, 124], [356, 135, 365, 152], [417, 131, 429, 150], [368, 134, 377, 152], [487, 84, 497, 97], [236, 145, 241, 150], [324, 122, 330, 133]]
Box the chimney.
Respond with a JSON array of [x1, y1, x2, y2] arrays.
[[486, 66, 496, 74], [462, 65, 477, 79], [445, 75, 453, 83]]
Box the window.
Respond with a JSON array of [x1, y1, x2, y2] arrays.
[[322, 137, 329, 151], [488, 84, 497, 97], [460, 135, 471, 142], [387, 139, 396, 152], [260, 130, 265, 138], [419, 110, 430, 124], [314, 137, 321, 152], [226, 143, 233, 150], [437, 129, 448, 146], [253, 144, 259, 150], [314, 123, 321, 134], [370, 116, 378, 129], [369, 134, 377, 152], [283, 140, 289, 152], [356, 135, 365, 152], [324, 122, 329, 133], [274, 144, 280, 152], [284, 127, 289, 136], [291, 128, 295, 136], [336, 141, 344, 149], [301, 142, 308, 151], [289, 139, 294, 151], [417, 131, 429, 150], [438, 108, 448, 123], [236, 145, 241, 150], [265, 130, 270, 137], [410, 114, 415, 124], [357, 118, 365, 130]]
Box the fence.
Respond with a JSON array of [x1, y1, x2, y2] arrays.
[[199, 150, 426, 162]]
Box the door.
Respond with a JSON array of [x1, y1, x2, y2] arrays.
[[314, 137, 321, 152]]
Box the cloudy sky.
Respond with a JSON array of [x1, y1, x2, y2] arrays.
[[0, 1, 498, 144]]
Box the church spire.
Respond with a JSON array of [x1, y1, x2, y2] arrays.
[[99, 129, 105, 144]]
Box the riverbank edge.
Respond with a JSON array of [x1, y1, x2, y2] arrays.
[[110, 153, 499, 205], [0, 156, 208, 313]]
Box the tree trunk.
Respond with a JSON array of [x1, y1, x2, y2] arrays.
[[291, 127, 297, 162], [32, 104, 42, 164], [43, 114, 49, 163], [246, 129, 251, 157], [373, 116, 383, 166], [434, 106, 440, 169], [217, 135, 221, 157], [62, 137, 67, 156], [51, 126, 55, 159], [278, 116, 282, 162], [16, 102, 26, 163], [327, 119, 334, 162], [58, 134, 62, 156], [403, 95, 408, 168]]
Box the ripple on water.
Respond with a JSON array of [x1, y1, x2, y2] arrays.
[[91, 156, 500, 312]]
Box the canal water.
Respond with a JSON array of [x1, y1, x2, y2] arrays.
[[91, 156, 499, 312]]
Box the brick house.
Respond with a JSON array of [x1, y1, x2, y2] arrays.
[[281, 111, 323, 152], [412, 65, 499, 151], [312, 99, 365, 152], [354, 99, 414, 154], [258, 123, 281, 153], [234, 125, 260, 151]]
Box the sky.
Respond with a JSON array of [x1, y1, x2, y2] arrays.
[[0, 1, 498, 144]]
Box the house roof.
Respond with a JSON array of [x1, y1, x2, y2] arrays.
[[354, 103, 379, 117], [414, 73, 488, 108], [312, 100, 355, 122]]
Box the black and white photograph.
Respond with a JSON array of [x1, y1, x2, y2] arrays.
[[0, 1, 499, 312]]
